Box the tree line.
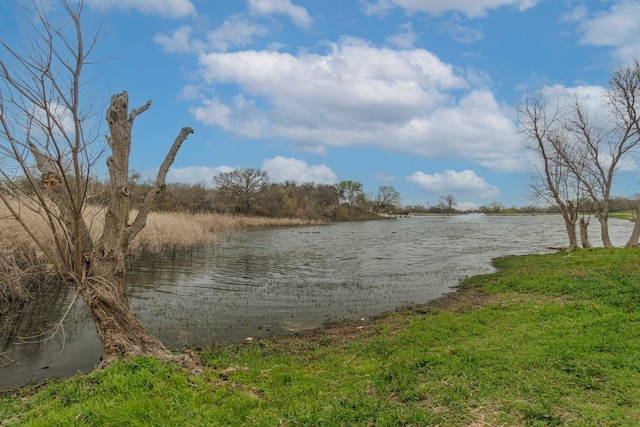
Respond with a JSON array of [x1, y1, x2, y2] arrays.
[[4, 169, 405, 221], [75, 170, 400, 221], [7, 166, 640, 221]]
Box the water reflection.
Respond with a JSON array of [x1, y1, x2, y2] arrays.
[[1, 215, 635, 390]]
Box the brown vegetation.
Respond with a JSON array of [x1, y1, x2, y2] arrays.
[[0, 201, 324, 303]]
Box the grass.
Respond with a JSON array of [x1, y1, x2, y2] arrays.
[[609, 210, 636, 221], [2, 248, 640, 425]]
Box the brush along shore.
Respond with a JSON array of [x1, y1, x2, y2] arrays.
[[0, 202, 325, 304], [2, 248, 640, 426]]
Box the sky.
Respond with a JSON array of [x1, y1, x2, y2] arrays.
[[3, 0, 640, 210]]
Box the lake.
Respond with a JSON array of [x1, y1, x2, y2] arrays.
[[0, 214, 634, 390]]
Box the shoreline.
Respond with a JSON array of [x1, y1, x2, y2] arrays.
[[4, 248, 639, 425]]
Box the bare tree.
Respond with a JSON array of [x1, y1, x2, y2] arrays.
[[520, 61, 640, 249], [606, 59, 640, 247], [560, 67, 640, 247], [517, 93, 589, 250], [213, 168, 268, 214], [0, 1, 196, 366], [439, 194, 456, 214]]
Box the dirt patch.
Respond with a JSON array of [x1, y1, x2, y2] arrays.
[[262, 287, 499, 350]]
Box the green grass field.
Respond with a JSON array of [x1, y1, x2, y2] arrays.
[[2, 248, 640, 426]]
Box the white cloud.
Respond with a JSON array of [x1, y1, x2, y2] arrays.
[[142, 165, 233, 186], [35, 102, 75, 137], [561, 5, 588, 23], [375, 172, 396, 182], [205, 15, 270, 52], [155, 17, 270, 54], [359, 0, 394, 17], [190, 95, 269, 139], [577, 1, 640, 61], [531, 83, 640, 173], [188, 38, 525, 171], [455, 201, 481, 211], [440, 17, 485, 44], [407, 169, 500, 199], [540, 83, 610, 130], [248, 0, 313, 28], [154, 25, 198, 53], [262, 156, 337, 184], [87, 0, 196, 18], [361, 0, 539, 18], [386, 22, 419, 49], [154, 1, 312, 55]]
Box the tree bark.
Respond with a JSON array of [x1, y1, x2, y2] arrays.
[[78, 275, 167, 364], [562, 215, 578, 251], [597, 215, 614, 248], [625, 207, 640, 247], [83, 91, 194, 365], [580, 217, 593, 249]]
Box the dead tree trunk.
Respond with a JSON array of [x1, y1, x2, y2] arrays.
[[80, 91, 194, 364], [0, 1, 198, 370]]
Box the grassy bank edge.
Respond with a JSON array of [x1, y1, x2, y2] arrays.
[[2, 248, 640, 426]]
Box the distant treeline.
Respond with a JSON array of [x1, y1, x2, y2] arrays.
[[5, 171, 638, 221]]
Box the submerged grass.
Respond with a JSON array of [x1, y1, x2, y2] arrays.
[[2, 248, 640, 425]]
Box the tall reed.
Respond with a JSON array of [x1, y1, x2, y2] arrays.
[[0, 201, 323, 300]]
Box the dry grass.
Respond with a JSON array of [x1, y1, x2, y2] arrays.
[[0, 199, 322, 300], [128, 211, 323, 254], [0, 200, 323, 262], [0, 200, 57, 304]]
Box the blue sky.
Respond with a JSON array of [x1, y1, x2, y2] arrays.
[[4, 0, 640, 209]]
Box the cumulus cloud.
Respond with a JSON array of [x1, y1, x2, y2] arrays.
[[87, 0, 196, 18], [262, 156, 337, 184], [561, 5, 588, 23], [186, 37, 523, 170], [248, 0, 313, 29], [143, 165, 233, 186], [204, 16, 270, 52], [576, 1, 640, 61], [406, 169, 500, 199], [361, 0, 539, 18], [154, 1, 310, 54], [154, 25, 198, 53], [539, 83, 610, 131], [386, 22, 419, 49], [440, 17, 485, 44], [154, 17, 270, 54]]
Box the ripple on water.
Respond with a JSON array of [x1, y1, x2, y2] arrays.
[[0, 215, 634, 390]]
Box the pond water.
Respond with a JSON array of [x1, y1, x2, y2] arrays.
[[0, 215, 634, 390]]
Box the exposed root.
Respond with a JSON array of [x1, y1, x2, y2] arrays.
[[158, 350, 203, 375], [98, 350, 203, 376]]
